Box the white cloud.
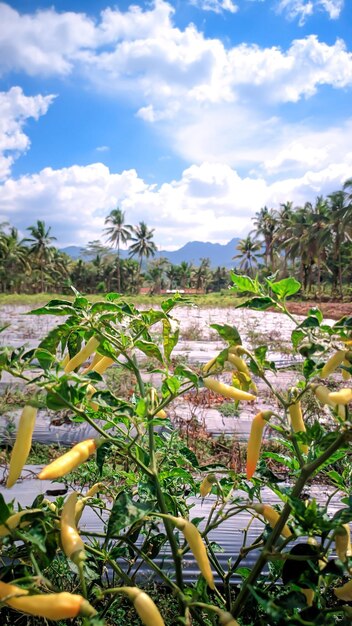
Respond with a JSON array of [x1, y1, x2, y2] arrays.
[[0, 87, 55, 180], [276, 0, 344, 25], [0, 158, 351, 249], [0, 2, 351, 113], [190, 0, 238, 14]]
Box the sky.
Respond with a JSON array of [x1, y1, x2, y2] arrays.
[[0, 0, 351, 250]]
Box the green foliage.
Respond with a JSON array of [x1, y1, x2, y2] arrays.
[[0, 277, 352, 625]]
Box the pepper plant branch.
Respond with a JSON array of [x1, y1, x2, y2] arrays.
[[232, 429, 350, 617]]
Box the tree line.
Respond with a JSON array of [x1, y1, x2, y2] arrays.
[[1, 179, 351, 297]]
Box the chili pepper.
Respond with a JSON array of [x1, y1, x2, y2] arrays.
[[218, 610, 240, 625], [64, 336, 100, 373], [42, 499, 58, 514], [60, 353, 70, 369], [86, 383, 99, 410], [60, 493, 86, 565], [227, 352, 251, 377], [82, 351, 103, 373], [203, 377, 256, 402], [288, 400, 308, 454], [75, 482, 104, 524], [6, 405, 38, 488], [334, 579, 352, 601], [312, 385, 345, 419], [38, 438, 99, 480], [253, 504, 292, 538], [321, 350, 346, 378], [300, 588, 314, 606], [246, 411, 272, 479], [199, 473, 216, 497], [203, 356, 222, 374], [168, 516, 215, 589], [91, 356, 115, 375], [334, 524, 351, 562], [342, 360, 351, 381], [328, 388, 352, 405], [117, 587, 165, 626], [155, 409, 167, 418], [0, 581, 96, 620], [0, 509, 41, 537]]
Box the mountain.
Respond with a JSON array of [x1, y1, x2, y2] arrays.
[[61, 237, 241, 268]]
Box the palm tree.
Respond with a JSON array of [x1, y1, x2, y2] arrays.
[[104, 208, 132, 292], [129, 221, 157, 270], [0, 227, 29, 292], [233, 236, 262, 277], [24, 220, 56, 292], [251, 206, 277, 270], [191, 258, 211, 291]]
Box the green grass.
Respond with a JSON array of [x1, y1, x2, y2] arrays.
[[0, 291, 243, 308]]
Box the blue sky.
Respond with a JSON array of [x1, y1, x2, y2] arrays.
[[0, 0, 351, 250]]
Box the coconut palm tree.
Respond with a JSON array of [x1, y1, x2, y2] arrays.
[[251, 206, 277, 270], [104, 208, 132, 292], [129, 221, 157, 270], [233, 236, 262, 277], [24, 220, 56, 292], [0, 227, 29, 292]]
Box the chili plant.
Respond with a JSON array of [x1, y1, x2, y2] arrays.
[[0, 277, 351, 625]]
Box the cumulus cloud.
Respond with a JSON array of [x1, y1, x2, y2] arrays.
[[0, 1, 351, 114], [1, 158, 351, 248], [190, 0, 238, 13], [276, 0, 344, 25], [0, 87, 55, 180]]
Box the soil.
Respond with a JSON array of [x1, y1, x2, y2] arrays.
[[285, 301, 352, 320]]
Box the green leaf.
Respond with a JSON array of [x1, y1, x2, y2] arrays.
[[34, 348, 56, 370], [107, 493, 153, 537], [162, 318, 179, 361], [291, 329, 305, 350], [174, 365, 198, 385], [90, 301, 121, 314], [303, 358, 317, 379], [180, 446, 199, 467], [29, 300, 76, 316], [268, 277, 301, 299], [210, 323, 242, 345], [308, 307, 323, 323], [161, 293, 184, 312], [231, 274, 259, 293], [236, 296, 274, 311], [96, 441, 112, 476], [135, 340, 164, 364], [0, 495, 10, 524]]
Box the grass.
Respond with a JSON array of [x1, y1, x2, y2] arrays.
[[0, 291, 244, 308]]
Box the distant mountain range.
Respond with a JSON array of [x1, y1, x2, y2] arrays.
[[61, 237, 241, 268]]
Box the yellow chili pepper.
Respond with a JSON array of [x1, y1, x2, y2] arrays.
[[91, 356, 115, 375], [0, 581, 96, 620], [203, 356, 222, 374], [199, 473, 216, 497], [168, 516, 215, 589], [334, 524, 352, 562], [300, 589, 314, 607], [75, 482, 104, 524], [64, 336, 100, 373], [227, 352, 251, 377], [203, 377, 256, 402], [60, 493, 86, 565], [219, 610, 240, 625], [0, 509, 41, 537], [253, 504, 292, 539], [155, 409, 167, 418], [313, 385, 345, 419], [334, 579, 352, 601], [118, 587, 165, 626], [42, 499, 58, 514], [321, 350, 346, 378], [38, 438, 99, 480], [246, 411, 272, 479], [60, 353, 70, 369], [7, 406, 38, 488], [288, 400, 308, 455], [86, 383, 99, 410], [328, 388, 352, 405]]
